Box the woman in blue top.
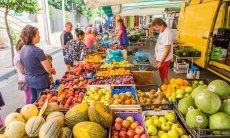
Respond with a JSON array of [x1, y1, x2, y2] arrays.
[[116, 19, 129, 48], [20, 25, 52, 103]]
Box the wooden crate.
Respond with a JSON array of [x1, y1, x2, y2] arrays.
[[132, 71, 154, 85]]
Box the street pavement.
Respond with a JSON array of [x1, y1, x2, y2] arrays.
[[0, 51, 65, 120]]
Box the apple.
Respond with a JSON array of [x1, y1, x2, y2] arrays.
[[122, 120, 131, 128], [147, 125, 157, 136], [199, 81, 204, 85], [180, 134, 190, 138], [111, 136, 119, 138], [161, 133, 170, 138], [158, 130, 166, 137], [115, 117, 123, 123], [140, 134, 147, 138], [134, 134, 141, 138], [115, 122, 122, 130], [164, 112, 176, 122], [127, 129, 135, 138], [171, 124, 180, 130], [161, 123, 171, 131], [126, 116, 135, 123], [131, 121, 140, 129], [121, 127, 128, 131], [153, 119, 162, 128], [176, 94, 183, 98], [185, 86, 193, 93], [175, 127, 184, 136], [151, 115, 158, 121], [112, 130, 119, 136], [150, 136, 159, 138], [119, 130, 127, 137], [168, 129, 179, 138], [145, 119, 154, 128], [176, 89, 185, 95], [135, 126, 145, 135], [159, 117, 167, 123]]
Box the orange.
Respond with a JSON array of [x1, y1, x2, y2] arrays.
[[161, 84, 168, 91], [183, 80, 189, 86], [170, 78, 176, 84], [176, 78, 184, 86]]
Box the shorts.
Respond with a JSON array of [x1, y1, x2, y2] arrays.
[[158, 60, 171, 79], [64, 57, 74, 67]]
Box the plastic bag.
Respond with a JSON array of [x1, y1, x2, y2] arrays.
[[134, 50, 152, 62], [104, 49, 124, 63]]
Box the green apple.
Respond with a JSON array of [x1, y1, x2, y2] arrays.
[[171, 124, 180, 130], [161, 133, 170, 138], [184, 93, 190, 97], [166, 121, 174, 126], [193, 81, 199, 85], [176, 94, 183, 99], [199, 81, 204, 85], [164, 112, 176, 122], [168, 129, 179, 138], [126, 116, 135, 123], [185, 86, 193, 93], [146, 116, 152, 120], [151, 115, 158, 121], [175, 127, 184, 136], [180, 135, 189, 138], [159, 117, 167, 123], [176, 89, 185, 95], [154, 119, 162, 128], [148, 125, 157, 136], [168, 97, 173, 102], [145, 119, 154, 128], [192, 84, 197, 89], [161, 123, 170, 131], [157, 130, 166, 137]]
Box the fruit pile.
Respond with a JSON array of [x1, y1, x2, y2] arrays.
[[137, 89, 167, 105], [96, 68, 131, 77], [84, 54, 103, 63], [109, 45, 125, 50], [111, 116, 147, 138], [36, 88, 85, 109], [74, 61, 101, 70], [110, 91, 137, 105], [144, 112, 189, 138], [83, 86, 111, 105], [100, 60, 131, 68], [1, 102, 112, 138], [177, 79, 230, 132], [110, 75, 135, 85]]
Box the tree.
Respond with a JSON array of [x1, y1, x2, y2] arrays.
[[0, 0, 39, 65]]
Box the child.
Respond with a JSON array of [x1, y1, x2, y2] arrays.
[[46, 54, 56, 87], [0, 91, 5, 127], [85, 29, 99, 50]]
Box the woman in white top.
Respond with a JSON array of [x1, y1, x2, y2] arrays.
[[14, 39, 31, 104]]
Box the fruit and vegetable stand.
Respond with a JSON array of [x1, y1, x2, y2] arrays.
[[0, 43, 230, 138]]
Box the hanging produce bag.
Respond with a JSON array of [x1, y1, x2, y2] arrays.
[[134, 50, 151, 62], [104, 49, 124, 63]]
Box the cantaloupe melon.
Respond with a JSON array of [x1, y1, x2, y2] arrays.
[[20, 104, 39, 121], [4, 112, 25, 126], [46, 111, 64, 127], [39, 120, 61, 138], [25, 116, 45, 137], [60, 127, 72, 138], [4, 121, 26, 138]]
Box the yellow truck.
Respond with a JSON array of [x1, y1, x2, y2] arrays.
[[177, 0, 230, 81]]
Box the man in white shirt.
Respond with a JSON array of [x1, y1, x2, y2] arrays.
[[151, 18, 173, 84]]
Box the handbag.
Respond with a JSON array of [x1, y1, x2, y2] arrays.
[[0, 92, 5, 107]]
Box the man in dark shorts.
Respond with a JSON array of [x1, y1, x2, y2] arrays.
[[60, 22, 73, 71]]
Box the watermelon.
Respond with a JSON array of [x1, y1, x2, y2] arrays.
[[209, 112, 230, 129], [191, 85, 207, 98], [186, 109, 208, 128], [195, 90, 221, 114], [208, 80, 230, 100], [178, 97, 196, 115], [220, 101, 230, 116]]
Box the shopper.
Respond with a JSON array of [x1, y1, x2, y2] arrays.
[[0, 91, 5, 128], [115, 19, 129, 48], [46, 54, 56, 87], [151, 18, 173, 84], [85, 29, 99, 49], [66, 29, 90, 66], [14, 39, 31, 104], [60, 22, 73, 71], [20, 25, 52, 103]]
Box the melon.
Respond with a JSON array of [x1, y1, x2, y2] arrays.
[[39, 120, 61, 138], [20, 104, 39, 121], [209, 112, 230, 129], [0, 134, 7, 138], [4, 112, 25, 126], [208, 80, 230, 99], [195, 90, 221, 114], [220, 101, 230, 116], [191, 85, 207, 98], [186, 109, 208, 128], [60, 127, 72, 138], [65, 102, 89, 128], [46, 111, 64, 127], [73, 121, 107, 138], [44, 102, 60, 116], [25, 116, 45, 137], [88, 102, 113, 129], [4, 121, 26, 138], [178, 97, 196, 115]]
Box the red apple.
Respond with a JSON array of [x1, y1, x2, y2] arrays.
[[127, 129, 135, 138], [140, 134, 147, 138], [79, 92, 84, 98], [119, 130, 127, 137], [134, 134, 141, 138], [115, 122, 122, 131], [131, 121, 140, 129], [115, 117, 123, 123], [112, 130, 119, 136], [135, 126, 144, 135], [121, 127, 128, 131]]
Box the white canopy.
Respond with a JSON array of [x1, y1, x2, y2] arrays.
[[84, 0, 142, 8], [119, 8, 165, 16]]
